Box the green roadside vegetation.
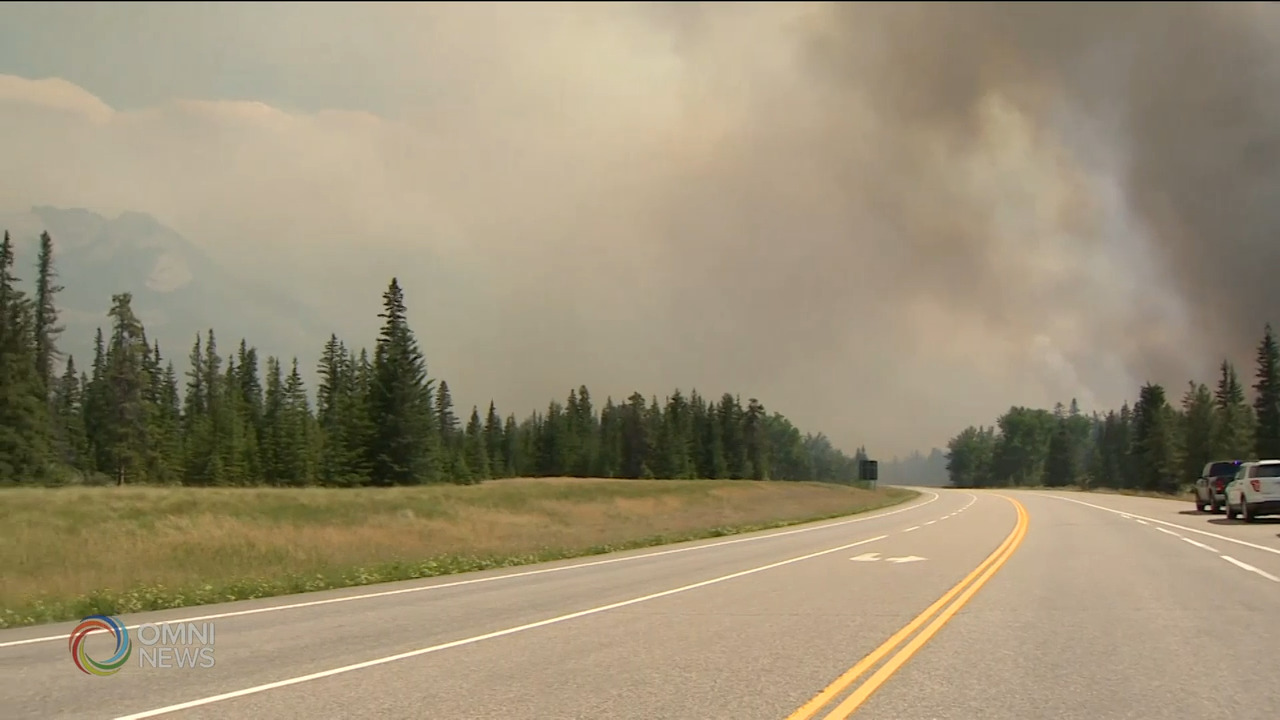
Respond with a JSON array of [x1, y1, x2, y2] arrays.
[[943, 324, 1280, 491]]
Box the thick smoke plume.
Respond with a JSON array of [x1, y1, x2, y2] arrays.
[[799, 1, 1280, 376], [0, 2, 1276, 455]]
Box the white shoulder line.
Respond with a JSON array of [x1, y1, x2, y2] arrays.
[[1221, 556, 1280, 583], [112, 534, 891, 720], [0, 490, 942, 649], [1180, 537, 1219, 553], [1046, 494, 1280, 557]]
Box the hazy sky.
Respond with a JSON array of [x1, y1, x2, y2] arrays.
[[0, 2, 1277, 459]]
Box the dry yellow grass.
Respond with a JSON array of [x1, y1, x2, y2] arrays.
[[0, 478, 915, 628], [1013, 485, 1190, 501]]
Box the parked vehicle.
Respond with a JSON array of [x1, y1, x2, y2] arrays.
[[1224, 460, 1280, 522], [1194, 460, 1244, 513]]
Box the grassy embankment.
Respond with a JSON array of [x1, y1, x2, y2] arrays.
[[1008, 485, 1192, 501], [1, 478, 916, 629]]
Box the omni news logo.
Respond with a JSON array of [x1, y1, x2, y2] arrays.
[[68, 614, 216, 675]]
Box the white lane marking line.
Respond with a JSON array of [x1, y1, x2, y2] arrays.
[[1222, 555, 1280, 583], [1155, 527, 1181, 537], [1182, 537, 1219, 553], [1046, 495, 1280, 557], [884, 555, 927, 564], [1135, 519, 1149, 525], [111, 534, 891, 719], [0, 491, 942, 649], [898, 493, 976, 533]]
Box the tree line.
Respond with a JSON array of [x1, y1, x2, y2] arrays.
[[884, 449, 948, 487], [0, 230, 870, 487], [943, 324, 1280, 493]]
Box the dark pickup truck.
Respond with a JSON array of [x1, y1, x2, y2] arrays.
[[1194, 459, 1243, 513]]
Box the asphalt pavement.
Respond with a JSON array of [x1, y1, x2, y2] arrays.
[[2, 486, 1277, 720]]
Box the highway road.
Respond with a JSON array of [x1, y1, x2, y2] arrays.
[[3, 487, 1279, 719]]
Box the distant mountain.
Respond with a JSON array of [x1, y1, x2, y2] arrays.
[[1, 206, 330, 379]]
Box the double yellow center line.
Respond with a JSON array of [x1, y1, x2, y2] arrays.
[[785, 494, 1030, 720]]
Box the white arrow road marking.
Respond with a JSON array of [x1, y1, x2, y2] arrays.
[[849, 553, 928, 564]]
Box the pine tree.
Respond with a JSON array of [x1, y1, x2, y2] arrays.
[[562, 388, 583, 475], [1254, 324, 1280, 459], [483, 401, 504, 477], [53, 356, 89, 472], [367, 278, 438, 485], [346, 348, 376, 484], [574, 385, 597, 476], [718, 394, 748, 479], [744, 397, 769, 480], [236, 339, 264, 463], [181, 333, 213, 485], [220, 357, 251, 484], [620, 393, 649, 478], [276, 358, 313, 485], [83, 327, 109, 475], [663, 390, 694, 479], [1212, 360, 1253, 460], [101, 293, 149, 485], [435, 379, 460, 476], [202, 329, 230, 485], [1129, 384, 1179, 493], [260, 355, 285, 484], [502, 413, 520, 477], [540, 399, 567, 475], [598, 397, 623, 478], [144, 341, 182, 484], [694, 392, 727, 479], [33, 231, 64, 395], [465, 406, 490, 481], [0, 231, 49, 481], [1044, 418, 1077, 487], [1180, 381, 1215, 482]]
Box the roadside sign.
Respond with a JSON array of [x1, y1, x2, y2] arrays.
[[859, 459, 878, 484]]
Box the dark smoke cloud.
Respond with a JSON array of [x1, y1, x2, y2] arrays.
[[797, 1, 1280, 381], [631, 1, 1280, 446]]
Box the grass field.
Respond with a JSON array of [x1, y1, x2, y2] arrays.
[[0, 478, 916, 629], [1011, 485, 1192, 501]]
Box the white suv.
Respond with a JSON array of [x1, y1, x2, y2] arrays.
[[1224, 460, 1280, 522]]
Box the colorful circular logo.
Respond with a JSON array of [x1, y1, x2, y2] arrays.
[[68, 614, 132, 676]]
